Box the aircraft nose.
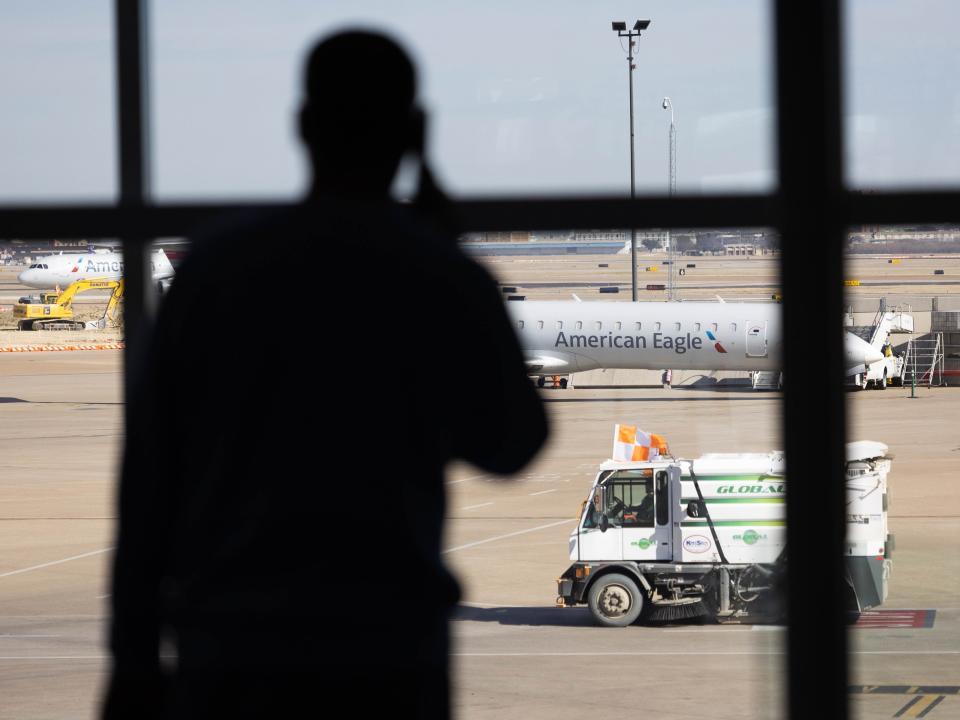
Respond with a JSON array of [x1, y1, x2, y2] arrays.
[[17, 269, 34, 285], [845, 333, 883, 365]]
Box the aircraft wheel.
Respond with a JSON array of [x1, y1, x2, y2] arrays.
[[537, 376, 545, 388], [859, 374, 869, 391], [877, 370, 887, 390], [560, 378, 568, 389]]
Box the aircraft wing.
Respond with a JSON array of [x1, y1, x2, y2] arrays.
[[524, 355, 573, 374]]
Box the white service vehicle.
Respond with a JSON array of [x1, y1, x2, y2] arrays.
[[556, 441, 893, 626]]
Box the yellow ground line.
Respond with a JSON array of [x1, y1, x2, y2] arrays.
[[895, 694, 947, 718]]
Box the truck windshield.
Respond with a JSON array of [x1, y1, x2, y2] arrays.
[[583, 471, 655, 529]]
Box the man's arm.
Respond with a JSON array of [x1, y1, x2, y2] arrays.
[[440, 257, 548, 474]]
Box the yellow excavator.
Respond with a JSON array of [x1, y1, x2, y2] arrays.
[[14, 278, 124, 331]]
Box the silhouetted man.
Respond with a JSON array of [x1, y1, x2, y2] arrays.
[[103, 31, 547, 719]]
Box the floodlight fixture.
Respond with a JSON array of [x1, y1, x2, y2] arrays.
[[609, 18, 653, 301]]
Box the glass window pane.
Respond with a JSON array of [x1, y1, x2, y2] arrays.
[[843, 228, 960, 717], [0, 237, 129, 717], [151, 1, 775, 199], [0, 2, 116, 202], [448, 226, 783, 717], [845, 0, 960, 188]]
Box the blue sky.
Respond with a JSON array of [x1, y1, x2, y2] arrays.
[[0, 1, 957, 202]]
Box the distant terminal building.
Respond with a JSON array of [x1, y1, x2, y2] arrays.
[[722, 243, 774, 256]]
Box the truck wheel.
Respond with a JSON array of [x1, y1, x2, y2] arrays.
[[587, 573, 644, 627]]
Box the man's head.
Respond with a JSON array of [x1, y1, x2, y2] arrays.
[[300, 31, 423, 198]]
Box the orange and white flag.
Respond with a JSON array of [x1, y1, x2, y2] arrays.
[[612, 424, 669, 462]]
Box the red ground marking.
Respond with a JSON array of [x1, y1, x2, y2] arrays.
[[853, 609, 935, 629]]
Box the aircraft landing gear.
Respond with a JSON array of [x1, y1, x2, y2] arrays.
[[537, 376, 546, 388]]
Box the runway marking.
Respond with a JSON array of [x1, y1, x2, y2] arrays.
[[851, 686, 960, 695], [446, 474, 490, 486], [854, 610, 936, 629], [456, 651, 960, 657], [894, 695, 946, 718], [0, 547, 114, 579], [443, 519, 574, 554], [529, 489, 558, 496], [461, 502, 494, 511], [0, 656, 107, 660]]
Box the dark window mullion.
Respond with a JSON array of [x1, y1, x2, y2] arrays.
[[116, 0, 153, 403], [776, 1, 848, 719]]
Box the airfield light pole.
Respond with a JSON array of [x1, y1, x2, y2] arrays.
[[612, 19, 651, 302], [662, 96, 676, 300]]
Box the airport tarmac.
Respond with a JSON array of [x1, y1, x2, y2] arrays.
[[1, 348, 958, 719], [0, 252, 957, 718]]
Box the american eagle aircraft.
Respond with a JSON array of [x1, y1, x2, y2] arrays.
[[18, 249, 175, 293], [506, 300, 883, 387]]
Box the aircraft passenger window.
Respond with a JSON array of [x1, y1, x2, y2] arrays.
[[537, 321, 544, 330], [615, 321, 622, 331], [556, 321, 563, 329], [674, 322, 681, 331], [594, 322, 602, 331], [694, 323, 701, 331], [730, 323, 737, 332], [575, 321, 583, 330], [711, 323, 718, 332], [654, 322, 661, 331], [635, 322, 641, 330], [517, 321, 524, 330]]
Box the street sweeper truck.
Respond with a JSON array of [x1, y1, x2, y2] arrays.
[[555, 429, 892, 626]]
